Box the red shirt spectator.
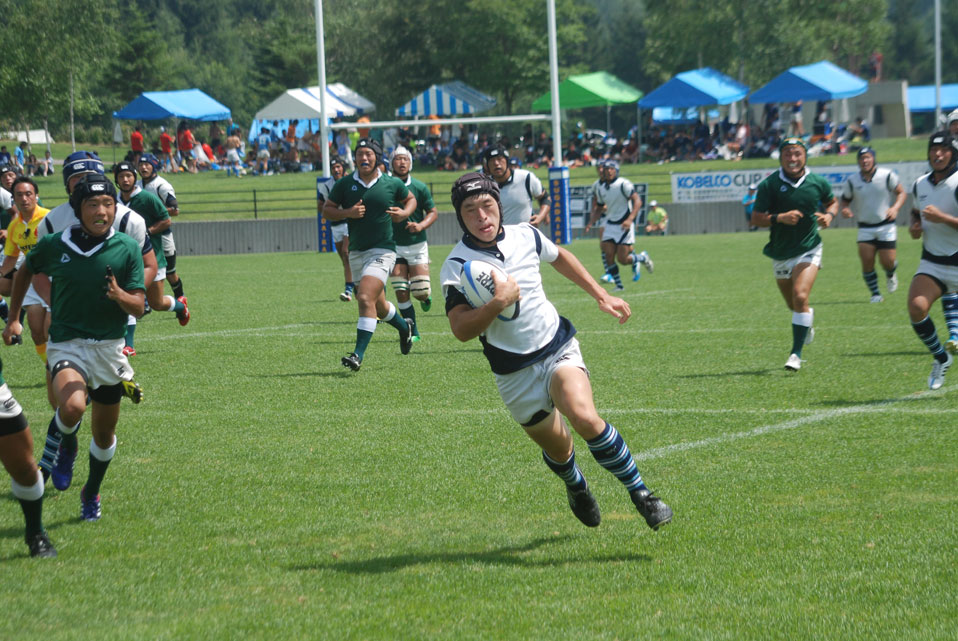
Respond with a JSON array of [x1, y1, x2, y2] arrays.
[[159, 130, 174, 154], [178, 127, 195, 152], [130, 128, 144, 152]]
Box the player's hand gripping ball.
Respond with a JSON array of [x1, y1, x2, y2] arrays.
[[461, 260, 519, 321]]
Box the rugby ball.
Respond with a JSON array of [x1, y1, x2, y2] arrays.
[[460, 260, 519, 321]]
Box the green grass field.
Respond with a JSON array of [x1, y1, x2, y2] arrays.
[[1, 228, 955, 640], [6, 136, 930, 220]]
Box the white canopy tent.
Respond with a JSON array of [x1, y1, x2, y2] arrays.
[[248, 83, 375, 142]]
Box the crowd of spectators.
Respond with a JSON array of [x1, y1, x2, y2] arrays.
[[112, 100, 875, 177]]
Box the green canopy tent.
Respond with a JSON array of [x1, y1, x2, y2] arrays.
[[531, 71, 643, 133]]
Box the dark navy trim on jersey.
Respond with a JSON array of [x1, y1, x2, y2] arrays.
[[922, 247, 958, 266], [607, 210, 631, 225], [444, 287, 470, 315], [528, 224, 543, 255], [479, 316, 577, 375], [857, 216, 894, 228], [462, 231, 506, 261]]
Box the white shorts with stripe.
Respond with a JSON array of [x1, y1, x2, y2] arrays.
[[494, 338, 589, 426], [47, 338, 134, 389]]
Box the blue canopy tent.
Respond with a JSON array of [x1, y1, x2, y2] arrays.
[[651, 107, 720, 125], [906, 84, 958, 113], [395, 80, 496, 116], [749, 60, 867, 103], [637, 68, 747, 160], [639, 67, 748, 109], [113, 89, 231, 121]]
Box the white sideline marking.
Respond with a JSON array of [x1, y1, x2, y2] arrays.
[[631, 386, 957, 462]]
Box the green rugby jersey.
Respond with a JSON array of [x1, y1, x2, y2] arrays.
[[329, 171, 410, 252], [27, 228, 145, 342], [122, 189, 170, 270], [755, 169, 835, 260], [392, 176, 435, 246]]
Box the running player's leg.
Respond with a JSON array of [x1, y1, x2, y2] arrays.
[[858, 241, 882, 301], [1, 412, 56, 557]]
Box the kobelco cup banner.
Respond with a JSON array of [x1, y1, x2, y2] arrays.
[[670, 161, 930, 203]]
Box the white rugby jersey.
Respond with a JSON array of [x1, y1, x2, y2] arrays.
[[0, 187, 12, 212], [497, 168, 544, 225], [594, 176, 636, 225], [138, 175, 177, 209], [912, 168, 958, 260], [840, 167, 900, 225], [440, 223, 576, 374], [40, 201, 153, 258]]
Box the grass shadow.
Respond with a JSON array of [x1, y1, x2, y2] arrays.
[[292, 534, 652, 574], [678, 368, 777, 379]]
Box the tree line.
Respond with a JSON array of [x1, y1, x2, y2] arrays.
[[0, 0, 953, 141]]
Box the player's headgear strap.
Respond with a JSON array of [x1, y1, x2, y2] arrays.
[[390, 146, 413, 170], [451, 171, 503, 238], [113, 161, 137, 180], [62, 151, 104, 192], [928, 131, 958, 165], [482, 145, 509, 163], [69, 173, 117, 213], [354, 138, 383, 164], [139, 153, 160, 172], [779, 137, 807, 152]]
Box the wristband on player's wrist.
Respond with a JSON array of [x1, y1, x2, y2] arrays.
[[770, 213, 778, 224]]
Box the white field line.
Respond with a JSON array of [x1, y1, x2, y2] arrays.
[[630, 386, 957, 462]]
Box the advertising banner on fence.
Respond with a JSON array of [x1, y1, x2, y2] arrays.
[[671, 161, 930, 204]]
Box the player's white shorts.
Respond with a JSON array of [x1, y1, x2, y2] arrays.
[[162, 233, 175, 256], [331, 223, 348, 244], [601, 221, 635, 246], [256, 149, 270, 160], [857, 223, 897, 244], [915, 259, 958, 293], [0, 383, 24, 420], [348, 248, 397, 285], [494, 338, 589, 426], [226, 149, 241, 163], [23, 283, 49, 311], [47, 338, 134, 389], [773, 243, 823, 280], [396, 240, 429, 266], [154, 266, 167, 282]]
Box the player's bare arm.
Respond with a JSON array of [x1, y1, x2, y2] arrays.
[[387, 193, 417, 223], [2, 263, 34, 344], [407, 207, 438, 234], [886, 183, 906, 220], [813, 198, 838, 228], [921, 203, 958, 228], [550, 247, 631, 324]]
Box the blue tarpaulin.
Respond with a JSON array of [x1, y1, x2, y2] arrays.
[[639, 68, 748, 108], [749, 60, 867, 103], [396, 81, 496, 117], [651, 107, 720, 124], [906, 84, 958, 113], [113, 89, 231, 121]]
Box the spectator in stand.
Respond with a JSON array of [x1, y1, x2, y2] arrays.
[[563, 140, 584, 168], [847, 117, 871, 143], [24, 154, 37, 177], [38, 151, 54, 177], [622, 136, 639, 164], [158, 126, 176, 173], [130, 125, 144, 165], [284, 120, 299, 152], [0, 147, 11, 165], [14, 143, 27, 173], [255, 127, 272, 175], [789, 101, 804, 137], [208, 122, 223, 153], [176, 121, 197, 173], [645, 200, 668, 235], [743, 183, 758, 231]]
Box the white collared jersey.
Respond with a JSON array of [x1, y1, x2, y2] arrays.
[[840, 168, 900, 225], [440, 223, 576, 375], [138, 175, 177, 209], [39, 201, 153, 259], [594, 177, 636, 225], [912, 169, 958, 261], [498, 168, 545, 225]]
